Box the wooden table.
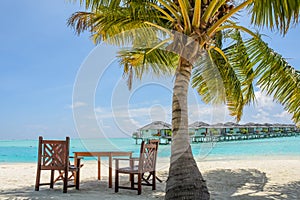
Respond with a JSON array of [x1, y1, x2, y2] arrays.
[[73, 151, 132, 188]]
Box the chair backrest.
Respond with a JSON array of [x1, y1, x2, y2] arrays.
[[147, 139, 159, 151], [138, 141, 158, 173], [37, 136, 70, 170]]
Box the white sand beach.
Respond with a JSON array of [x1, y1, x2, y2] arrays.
[[1, 156, 300, 200]]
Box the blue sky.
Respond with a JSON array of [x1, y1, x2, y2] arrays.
[[0, 0, 299, 140]]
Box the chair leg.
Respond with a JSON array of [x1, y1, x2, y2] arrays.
[[35, 167, 41, 191], [137, 173, 141, 195], [76, 159, 81, 190], [152, 171, 156, 190], [115, 170, 119, 193], [63, 170, 68, 193], [50, 170, 54, 189], [75, 170, 80, 190], [130, 173, 134, 189]]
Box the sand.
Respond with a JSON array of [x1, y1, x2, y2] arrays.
[[1, 156, 300, 200]]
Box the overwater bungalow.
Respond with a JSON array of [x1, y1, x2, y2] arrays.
[[133, 121, 299, 144], [188, 121, 299, 143], [223, 122, 241, 135], [132, 121, 172, 144], [243, 122, 258, 134], [189, 121, 209, 142]]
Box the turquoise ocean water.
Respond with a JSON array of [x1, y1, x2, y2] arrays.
[[0, 136, 299, 163]]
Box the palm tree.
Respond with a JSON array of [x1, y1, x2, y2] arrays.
[[68, 0, 300, 199]]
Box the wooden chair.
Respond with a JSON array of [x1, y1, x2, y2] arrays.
[[115, 141, 158, 195], [35, 136, 82, 193], [143, 139, 162, 183]]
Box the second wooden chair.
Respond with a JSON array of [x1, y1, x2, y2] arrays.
[[115, 141, 158, 195]]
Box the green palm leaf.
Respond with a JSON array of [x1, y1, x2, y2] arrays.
[[118, 47, 177, 89], [249, 0, 300, 35], [245, 37, 300, 122]]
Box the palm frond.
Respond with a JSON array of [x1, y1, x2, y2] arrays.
[[223, 29, 256, 106], [193, 28, 258, 122], [192, 50, 226, 105], [207, 0, 252, 37], [68, 1, 170, 45], [67, 11, 95, 35], [245, 36, 300, 123], [192, 0, 201, 28], [214, 49, 245, 121], [202, 0, 226, 24], [249, 0, 300, 35], [156, 0, 180, 20], [177, 0, 192, 33], [72, 0, 121, 10], [118, 47, 178, 88]]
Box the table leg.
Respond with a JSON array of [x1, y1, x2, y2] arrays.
[[109, 154, 112, 188], [98, 156, 101, 180], [74, 153, 78, 184]]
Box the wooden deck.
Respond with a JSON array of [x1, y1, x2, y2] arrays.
[[190, 131, 300, 143], [133, 136, 172, 145], [133, 131, 300, 144]]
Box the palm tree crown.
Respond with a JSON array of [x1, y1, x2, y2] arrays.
[[69, 0, 300, 124]]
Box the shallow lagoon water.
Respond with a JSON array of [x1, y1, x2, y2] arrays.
[[0, 136, 299, 163]]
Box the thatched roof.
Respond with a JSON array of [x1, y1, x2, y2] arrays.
[[189, 121, 210, 129], [243, 122, 259, 127], [210, 123, 226, 128], [138, 121, 171, 131], [224, 122, 240, 127], [138, 121, 296, 131]]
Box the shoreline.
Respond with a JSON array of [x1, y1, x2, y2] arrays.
[[1, 156, 299, 199]]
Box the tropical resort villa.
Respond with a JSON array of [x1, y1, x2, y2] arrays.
[[132, 121, 299, 144], [132, 121, 172, 144]]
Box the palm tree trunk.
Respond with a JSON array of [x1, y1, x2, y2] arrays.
[[165, 57, 210, 200]]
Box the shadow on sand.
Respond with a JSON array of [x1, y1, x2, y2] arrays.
[[0, 178, 166, 200], [1, 169, 299, 200], [205, 168, 300, 200]]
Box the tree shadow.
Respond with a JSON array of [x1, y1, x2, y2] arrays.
[[272, 181, 300, 200], [204, 168, 300, 200], [0, 178, 166, 200], [1, 169, 299, 200]]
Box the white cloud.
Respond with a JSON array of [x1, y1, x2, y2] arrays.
[[254, 90, 277, 110], [95, 105, 171, 121], [69, 101, 88, 109], [274, 111, 291, 118], [188, 104, 234, 124], [94, 105, 171, 135], [148, 105, 170, 122], [251, 108, 273, 122], [241, 88, 294, 124]]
